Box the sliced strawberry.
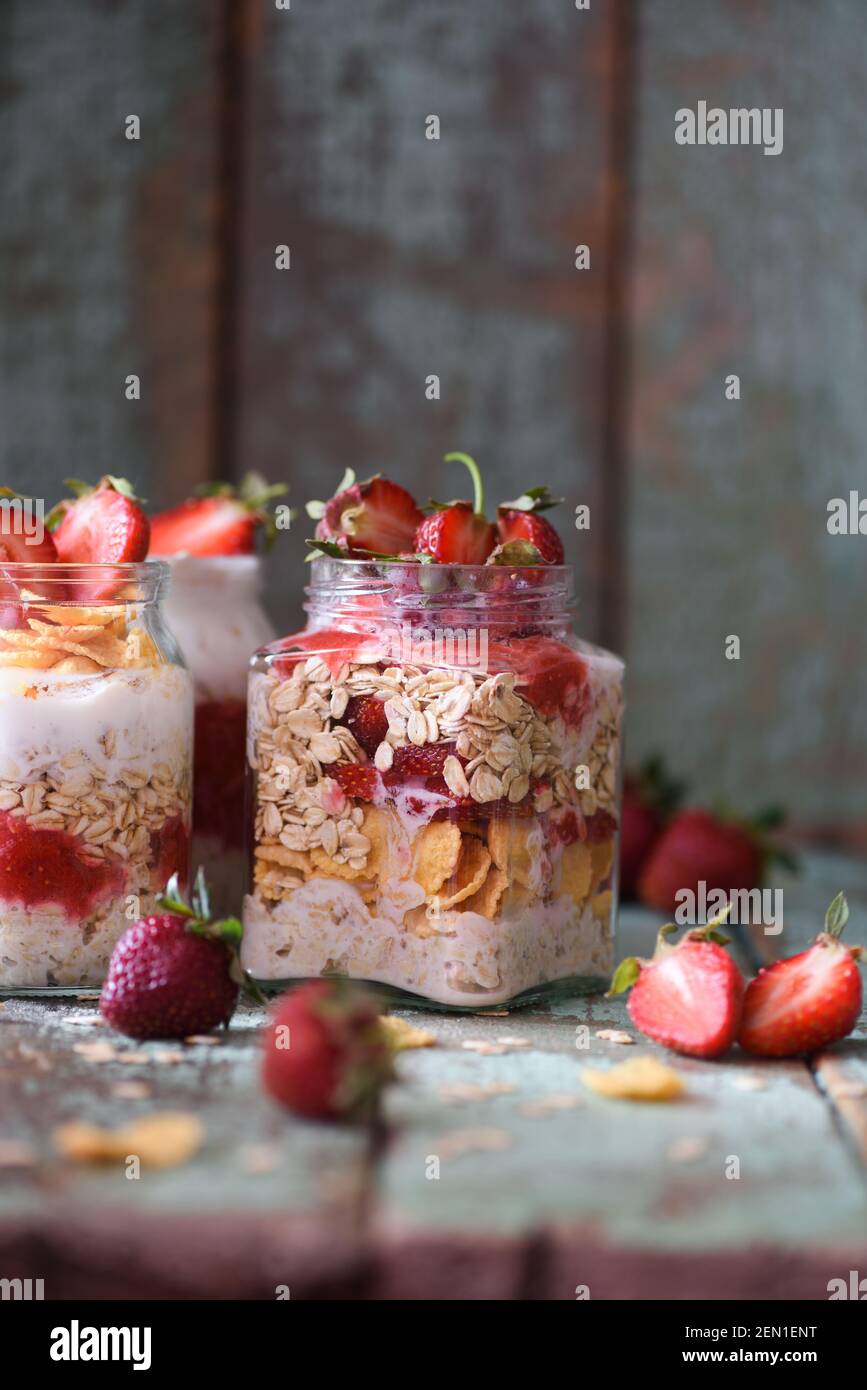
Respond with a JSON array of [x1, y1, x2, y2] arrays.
[[271, 628, 384, 681], [414, 453, 497, 564], [51, 477, 150, 564], [307, 470, 422, 556], [339, 695, 389, 757], [384, 743, 456, 781], [739, 893, 863, 1057], [150, 473, 288, 557], [334, 764, 381, 802], [610, 914, 745, 1059], [487, 635, 590, 726]]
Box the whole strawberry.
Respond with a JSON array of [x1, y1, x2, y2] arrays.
[[497, 486, 565, 564], [100, 871, 245, 1039], [414, 453, 497, 563], [262, 980, 393, 1121], [307, 469, 422, 556], [50, 476, 151, 564], [609, 910, 745, 1058], [739, 892, 863, 1058], [149, 472, 289, 556], [637, 806, 794, 915], [619, 756, 685, 900]]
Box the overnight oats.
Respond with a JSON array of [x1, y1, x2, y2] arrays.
[[149, 476, 284, 912], [0, 561, 193, 991], [242, 458, 625, 1008]]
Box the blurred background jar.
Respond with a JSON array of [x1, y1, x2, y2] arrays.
[[161, 553, 276, 913]]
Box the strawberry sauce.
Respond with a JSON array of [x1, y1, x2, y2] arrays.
[[0, 811, 125, 919]]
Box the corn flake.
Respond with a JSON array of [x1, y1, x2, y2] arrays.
[[581, 1057, 685, 1102]]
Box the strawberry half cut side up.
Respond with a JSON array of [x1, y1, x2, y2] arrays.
[[609, 905, 745, 1059], [497, 485, 565, 565], [49, 476, 151, 564], [414, 453, 497, 564], [738, 892, 864, 1058], [307, 469, 423, 557], [149, 472, 290, 556], [99, 868, 264, 1040]]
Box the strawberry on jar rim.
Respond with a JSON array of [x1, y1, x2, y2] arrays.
[[149, 473, 289, 557], [307, 469, 423, 557], [49, 476, 151, 564], [497, 485, 565, 565], [414, 453, 497, 564], [738, 892, 863, 1058]]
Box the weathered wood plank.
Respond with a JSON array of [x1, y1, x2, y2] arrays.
[[234, 0, 631, 639], [623, 0, 867, 835], [0, 1, 223, 505], [0, 1000, 369, 1298]]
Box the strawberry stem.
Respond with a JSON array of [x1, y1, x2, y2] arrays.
[[824, 891, 849, 938], [444, 452, 484, 517]]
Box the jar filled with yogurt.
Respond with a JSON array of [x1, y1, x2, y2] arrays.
[[243, 551, 625, 1009], [159, 555, 275, 912], [0, 562, 193, 992]]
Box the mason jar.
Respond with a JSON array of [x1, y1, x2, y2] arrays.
[[242, 556, 624, 1010], [161, 555, 275, 913], [0, 563, 193, 993]]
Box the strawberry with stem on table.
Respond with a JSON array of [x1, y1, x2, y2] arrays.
[[100, 868, 264, 1040], [261, 979, 394, 1122], [620, 755, 685, 900], [739, 892, 864, 1058], [149, 472, 290, 556], [638, 804, 798, 916], [609, 904, 745, 1059], [49, 476, 150, 564]]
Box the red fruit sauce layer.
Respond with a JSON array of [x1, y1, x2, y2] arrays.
[[0, 811, 126, 919], [150, 813, 191, 890], [193, 698, 247, 850]]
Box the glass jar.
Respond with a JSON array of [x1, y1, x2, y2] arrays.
[[243, 557, 624, 1010], [0, 563, 193, 993], [161, 555, 275, 913]]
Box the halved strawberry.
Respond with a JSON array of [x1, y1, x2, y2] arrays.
[[497, 486, 565, 565], [609, 910, 745, 1059], [50, 477, 150, 564], [739, 893, 864, 1058], [0, 488, 59, 564], [339, 695, 389, 757], [149, 473, 288, 557], [334, 764, 381, 802], [487, 635, 590, 726], [307, 470, 422, 556], [414, 453, 497, 564]]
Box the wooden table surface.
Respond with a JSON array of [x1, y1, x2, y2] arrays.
[[2, 851, 866, 1301]]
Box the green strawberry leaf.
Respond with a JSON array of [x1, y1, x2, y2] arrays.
[[499, 485, 563, 514], [607, 956, 641, 996], [824, 891, 849, 938]]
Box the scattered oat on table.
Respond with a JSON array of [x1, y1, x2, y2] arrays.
[[379, 1016, 437, 1050], [116, 1051, 152, 1066], [435, 1127, 513, 1160], [238, 1143, 282, 1175], [62, 1015, 105, 1029], [731, 1073, 768, 1092], [0, 1138, 37, 1167], [520, 1094, 583, 1117], [495, 1036, 530, 1048], [154, 1050, 184, 1065], [72, 1040, 117, 1064], [667, 1136, 710, 1164], [110, 1081, 151, 1100], [461, 1040, 509, 1055], [595, 1028, 634, 1045], [581, 1056, 685, 1102], [184, 1034, 222, 1047], [437, 1081, 516, 1104]]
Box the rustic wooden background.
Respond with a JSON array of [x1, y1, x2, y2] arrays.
[[1, 0, 865, 838]]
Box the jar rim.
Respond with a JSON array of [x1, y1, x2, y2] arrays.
[[0, 560, 169, 603]]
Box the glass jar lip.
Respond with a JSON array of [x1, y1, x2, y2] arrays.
[[0, 560, 169, 603]]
